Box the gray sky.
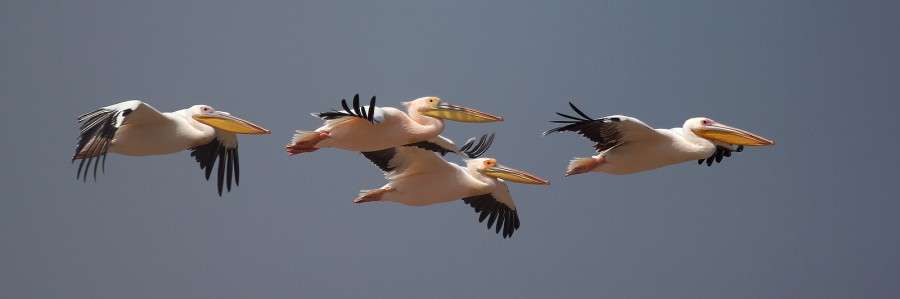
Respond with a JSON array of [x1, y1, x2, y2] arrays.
[[3, 1, 900, 298]]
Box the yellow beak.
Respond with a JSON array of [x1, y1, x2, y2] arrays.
[[482, 164, 550, 185], [193, 111, 271, 134], [421, 103, 503, 123], [693, 122, 774, 146]]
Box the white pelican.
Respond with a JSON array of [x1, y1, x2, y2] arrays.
[[543, 102, 775, 176], [285, 94, 503, 155], [72, 100, 271, 195], [355, 133, 550, 238]]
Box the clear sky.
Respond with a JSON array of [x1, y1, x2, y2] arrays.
[[2, 1, 900, 298]]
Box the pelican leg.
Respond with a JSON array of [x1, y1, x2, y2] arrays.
[[285, 132, 329, 155], [565, 156, 605, 177], [354, 187, 393, 203]]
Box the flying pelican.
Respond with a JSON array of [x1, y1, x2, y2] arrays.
[[356, 133, 550, 238], [285, 94, 503, 155], [543, 102, 775, 176], [72, 100, 271, 195]]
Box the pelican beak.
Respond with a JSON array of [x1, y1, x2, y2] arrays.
[[693, 122, 774, 146], [482, 164, 550, 185], [193, 111, 271, 134], [421, 103, 504, 123]]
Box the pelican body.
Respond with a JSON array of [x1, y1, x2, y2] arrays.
[[356, 134, 549, 238], [544, 102, 775, 176], [72, 100, 270, 195], [286, 94, 502, 155]]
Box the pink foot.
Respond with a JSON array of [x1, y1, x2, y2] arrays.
[[565, 156, 605, 177], [285, 132, 329, 155], [285, 145, 320, 155], [354, 187, 392, 203]]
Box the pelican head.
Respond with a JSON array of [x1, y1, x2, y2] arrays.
[[470, 158, 550, 185], [403, 97, 503, 123], [687, 117, 774, 146], [190, 105, 271, 134]]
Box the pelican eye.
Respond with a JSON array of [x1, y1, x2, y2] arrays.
[[483, 159, 496, 167], [121, 109, 133, 116]]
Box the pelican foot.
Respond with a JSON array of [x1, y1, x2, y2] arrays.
[[285, 145, 320, 155], [285, 132, 329, 155], [354, 187, 392, 203], [565, 156, 604, 176]]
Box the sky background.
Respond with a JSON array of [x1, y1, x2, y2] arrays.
[[2, 1, 900, 298]]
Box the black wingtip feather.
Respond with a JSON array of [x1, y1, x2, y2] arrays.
[[544, 103, 624, 152], [233, 148, 240, 186], [367, 96, 376, 123], [361, 148, 397, 173], [190, 138, 240, 196], [555, 112, 586, 121], [74, 108, 119, 181], [699, 146, 743, 168], [226, 150, 234, 192], [216, 147, 226, 196], [462, 193, 519, 239], [462, 133, 495, 158], [341, 98, 353, 116], [459, 137, 475, 153], [315, 94, 377, 124], [568, 102, 593, 120], [352, 94, 362, 119]]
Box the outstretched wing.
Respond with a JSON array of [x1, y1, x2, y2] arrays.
[[361, 133, 494, 173], [190, 131, 240, 196], [698, 144, 745, 167], [461, 182, 520, 239], [404, 135, 462, 157], [404, 132, 495, 158], [312, 94, 381, 124], [72, 100, 165, 181], [543, 102, 665, 152]]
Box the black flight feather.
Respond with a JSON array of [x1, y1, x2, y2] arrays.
[[190, 138, 240, 196], [544, 102, 624, 152], [312, 94, 378, 124], [462, 133, 495, 158], [698, 146, 742, 167], [361, 148, 397, 172], [462, 193, 520, 239], [73, 108, 119, 181]]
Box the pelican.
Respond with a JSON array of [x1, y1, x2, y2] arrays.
[[72, 100, 271, 195], [285, 94, 503, 155], [355, 133, 550, 238], [543, 102, 775, 176]]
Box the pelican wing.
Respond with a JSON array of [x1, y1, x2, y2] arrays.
[[404, 135, 461, 156], [72, 100, 166, 181], [361, 141, 455, 175], [189, 131, 240, 196], [361, 147, 401, 172], [698, 144, 745, 167], [312, 94, 381, 124], [544, 102, 666, 152], [462, 183, 520, 239], [361, 133, 494, 173]]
